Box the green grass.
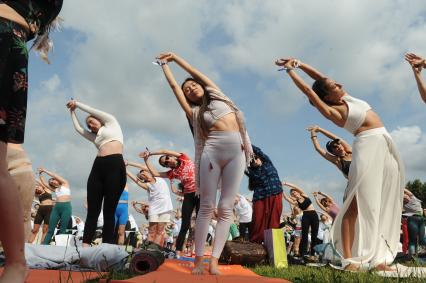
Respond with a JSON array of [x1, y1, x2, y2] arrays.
[[252, 265, 426, 283]]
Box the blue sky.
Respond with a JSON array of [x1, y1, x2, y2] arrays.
[[24, 0, 426, 223]]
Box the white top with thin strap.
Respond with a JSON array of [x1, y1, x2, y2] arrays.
[[342, 95, 371, 134], [55, 186, 71, 197], [71, 101, 123, 149]]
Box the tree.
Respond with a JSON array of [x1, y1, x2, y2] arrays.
[[405, 179, 426, 206]]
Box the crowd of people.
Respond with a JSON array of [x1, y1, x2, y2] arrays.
[[1, 1, 426, 282]]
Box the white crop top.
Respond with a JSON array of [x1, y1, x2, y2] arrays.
[[203, 100, 234, 129], [71, 102, 124, 149], [342, 95, 371, 134], [55, 186, 71, 197]]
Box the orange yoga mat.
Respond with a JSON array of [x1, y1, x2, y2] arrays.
[[0, 268, 102, 283], [1, 260, 290, 283], [100, 259, 290, 283]]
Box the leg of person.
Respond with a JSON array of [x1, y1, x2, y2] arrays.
[[43, 205, 60, 244], [176, 193, 195, 254], [210, 145, 245, 275], [10, 170, 35, 241], [293, 236, 301, 256], [117, 225, 126, 245], [155, 222, 166, 246], [28, 224, 40, 244], [148, 222, 157, 243], [58, 202, 72, 235], [309, 212, 320, 256], [192, 150, 221, 275], [300, 213, 310, 256], [250, 199, 267, 243], [0, 144, 27, 281], [269, 192, 283, 229], [342, 197, 357, 259], [0, 19, 29, 283], [41, 206, 53, 243], [29, 209, 44, 243], [41, 223, 49, 243], [418, 216, 426, 247], [83, 162, 104, 246], [407, 216, 420, 256], [115, 203, 128, 245], [102, 156, 126, 244]]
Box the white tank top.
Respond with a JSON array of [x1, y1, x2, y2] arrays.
[[342, 95, 371, 134], [56, 186, 71, 197]]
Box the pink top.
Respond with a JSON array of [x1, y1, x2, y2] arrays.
[[328, 203, 340, 220]]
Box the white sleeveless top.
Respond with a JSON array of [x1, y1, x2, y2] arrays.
[[56, 186, 71, 197], [342, 95, 371, 134]]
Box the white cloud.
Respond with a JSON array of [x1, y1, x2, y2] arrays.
[[390, 126, 426, 179]]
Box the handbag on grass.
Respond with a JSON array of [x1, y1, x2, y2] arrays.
[[264, 228, 288, 268]]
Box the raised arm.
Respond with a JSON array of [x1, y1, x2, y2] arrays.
[[126, 171, 149, 191], [299, 61, 326, 81], [74, 101, 116, 124], [404, 189, 413, 197], [159, 52, 220, 90], [275, 59, 345, 127], [158, 62, 193, 118], [252, 145, 271, 164], [312, 192, 328, 213], [282, 192, 297, 206], [316, 126, 351, 152], [37, 173, 50, 190], [148, 149, 181, 158], [139, 151, 166, 178], [405, 53, 426, 104], [282, 181, 308, 198], [39, 167, 69, 187], [307, 126, 329, 159], [69, 109, 96, 142], [318, 191, 335, 203]]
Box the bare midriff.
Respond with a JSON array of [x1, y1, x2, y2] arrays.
[[208, 112, 240, 132], [353, 110, 384, 136], [97, 140, 123, 157]]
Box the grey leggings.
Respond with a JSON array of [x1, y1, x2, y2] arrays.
[[195, 131, 245, 258]]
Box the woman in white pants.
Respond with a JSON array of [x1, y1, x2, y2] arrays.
[[156, 52, 253, 275], [276, 58, 404, 271]]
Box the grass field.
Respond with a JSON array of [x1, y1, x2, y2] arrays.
[[252, 264, 426, 283]]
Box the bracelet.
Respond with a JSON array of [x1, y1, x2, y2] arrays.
[[285, 68, 295, 72], [311, 135, 317, 138]]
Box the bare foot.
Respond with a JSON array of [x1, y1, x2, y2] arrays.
[[191, 256, 205, 275], [375, 263, 397, 272], [0, 263, 29, 283], [209, 257, 221, 275], [344, 263, 361, 272]]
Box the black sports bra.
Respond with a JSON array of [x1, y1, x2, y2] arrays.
[[39, 191, 52, 203], [297, 197, 312, 210], [339, 158, 351, 177]]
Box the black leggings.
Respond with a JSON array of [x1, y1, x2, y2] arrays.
[[175, 192, 200, 251], [83, 154, 126, 244], [300, 210, 319, 256]]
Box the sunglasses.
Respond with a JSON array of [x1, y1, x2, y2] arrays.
[[162, 156, 173, 167]]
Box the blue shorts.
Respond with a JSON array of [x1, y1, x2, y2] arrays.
[[115, 203, 128, 226]]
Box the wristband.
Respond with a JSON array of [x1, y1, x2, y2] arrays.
[[152, 60, 167, 66], [311, 135, 317, 138]]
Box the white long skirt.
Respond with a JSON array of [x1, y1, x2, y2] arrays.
[[330, 127, 405, 269]]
